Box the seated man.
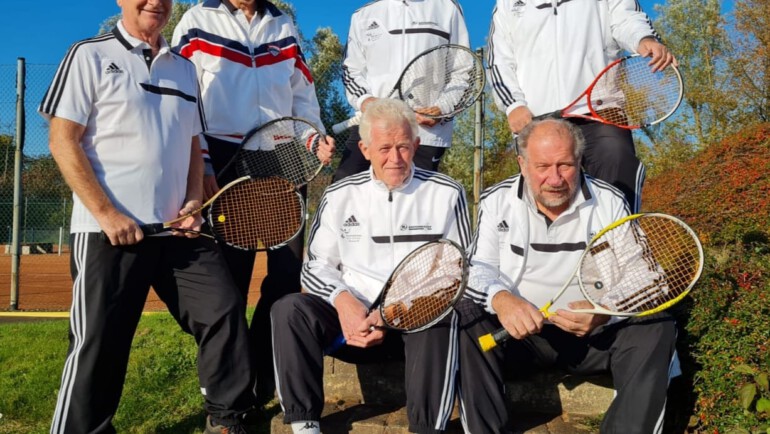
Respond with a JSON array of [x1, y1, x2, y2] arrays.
[[457, 118, 678, 434], [271, 98, 471, 434]]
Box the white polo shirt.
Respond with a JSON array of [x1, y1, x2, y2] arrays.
[[39, 21, 203, 233]]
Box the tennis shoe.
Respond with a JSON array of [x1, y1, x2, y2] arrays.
[[204, 415, 248, 434]]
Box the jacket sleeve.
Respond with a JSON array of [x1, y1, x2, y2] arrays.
[[466, 193, 517, 314], [301, 193, 353, 306], [341, 14, 373, 111], [608, 0, 661, 53], [449, 1, 471, 48], [487, 4, 528, 115], [448, 185, 473, 250]]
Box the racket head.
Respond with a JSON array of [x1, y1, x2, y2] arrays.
[[586, 55, 684, 129], [378, 239, 469, 332], [577, 213, 704, 316], [207, 176, 305, 251], [395, 44, 485, 119], [220, 117, 324, 189]]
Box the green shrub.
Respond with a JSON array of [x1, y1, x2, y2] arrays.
[[680, 241, 770, 433]]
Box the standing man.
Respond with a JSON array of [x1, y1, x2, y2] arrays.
[[487, 0, 677, 212], [272, 99, 472, 434], [457, 119, 678, 433], [40, 0, 254, 433], [333, 0, 470, 181], [172, 0, 335, 406]]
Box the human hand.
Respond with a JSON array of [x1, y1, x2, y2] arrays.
[[492, 291, 544, 340], [548, 300, 610, 337], [315, 135, 336, 165], [98, 209, 143, 246], [334, 291, 386, 348], [415, 106, 442, 127], [507, 106, 533, 134], [169, 199, 203, 238], [637, 37, 678, 72]]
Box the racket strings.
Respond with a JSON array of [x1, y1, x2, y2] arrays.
[[397, 45, 484, 118], [209, 177, 303, 250], [380, 243, 465, 330], [235, 118, 322, 187], [580, 216, 701, 314], [592, 56, 681, 127]]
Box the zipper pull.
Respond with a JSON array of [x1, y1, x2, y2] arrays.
[[388, 191, 393, 202]]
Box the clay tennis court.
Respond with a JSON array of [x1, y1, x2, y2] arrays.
[[0, 252, 268, 311]]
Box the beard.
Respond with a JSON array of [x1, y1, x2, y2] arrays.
[[527, 179, 579, 211]]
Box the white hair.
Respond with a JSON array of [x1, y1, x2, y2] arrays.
[[359, 99, 419, 146]]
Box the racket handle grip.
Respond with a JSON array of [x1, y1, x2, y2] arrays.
[[332, 112, 363, 134], [478, 327, 511, 352], [139, 223, 167, 235], [324, 334, 347, 355]]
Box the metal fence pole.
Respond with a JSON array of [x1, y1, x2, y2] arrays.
[[10, 57, 25, 311], [472, 47, 485, 230]]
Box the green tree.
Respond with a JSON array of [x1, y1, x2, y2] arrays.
[[650, 0, 733, 146], [306, 28, 350, 130], [728, 0, 770, 124]]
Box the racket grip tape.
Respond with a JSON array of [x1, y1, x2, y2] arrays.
[[478, 327, 511, 352], [332, 112, 363, 134], [98, 224, 164, 243], [138, 223, 167, 235]]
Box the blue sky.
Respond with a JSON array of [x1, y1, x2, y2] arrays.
[[0, 0, 719, 66]]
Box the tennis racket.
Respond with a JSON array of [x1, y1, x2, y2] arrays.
[[332, 44, 485, 134], [325, 238, 469, 354], [533, 54, 684, 129], [478, 213, 703, 352], [218, 117, 325, 191], [138, 176, 304, 251]]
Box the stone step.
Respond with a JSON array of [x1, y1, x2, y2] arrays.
[[270, 358, 613, 433], [270, 402, 600, 434], [322, 358, 614, 415]]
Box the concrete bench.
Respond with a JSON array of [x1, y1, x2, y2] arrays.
[[270, 357, 614, 433]]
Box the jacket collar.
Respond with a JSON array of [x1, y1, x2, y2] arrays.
[[112, 21, 170, 55], [369, 164, 416, 192]]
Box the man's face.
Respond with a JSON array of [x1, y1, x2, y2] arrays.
[[518, 127, 580, 216], [360, 119, 419, 190], [117, 0, 171, 40]]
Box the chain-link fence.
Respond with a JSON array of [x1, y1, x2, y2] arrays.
[[0, 50, 503, 312]]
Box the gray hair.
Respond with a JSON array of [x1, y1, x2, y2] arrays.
[[359, 99, 419, 146], [517, 118, 585, 161]]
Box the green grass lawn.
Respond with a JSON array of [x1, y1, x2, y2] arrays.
[[0, 312, 279, 433]]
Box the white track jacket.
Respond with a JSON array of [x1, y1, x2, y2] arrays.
[[342, 0, 470, 148], [172, 0, 324, 144], [465, 174, 629, 314], [302, 166, 472, 307], [488, 0, 659, 116]]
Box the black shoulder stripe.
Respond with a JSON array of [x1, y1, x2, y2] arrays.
[[41, 33, 115, 116], [479, 176, 517, 201], [585, 175, 629, 211], [325, 172, 370, 194]]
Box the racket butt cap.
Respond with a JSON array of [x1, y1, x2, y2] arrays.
[[479, 333, 498, 352]]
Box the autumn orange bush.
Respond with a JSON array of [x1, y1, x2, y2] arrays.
[[643, 123, 770, 245]]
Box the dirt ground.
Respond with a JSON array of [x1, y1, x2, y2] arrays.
[[0, 253, 267, 311]]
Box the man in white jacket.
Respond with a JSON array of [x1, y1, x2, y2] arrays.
[[334, 0, 470, 181], [172, 0, 335, 410], [488, 0, 677, 213], [457, 119, 677, 433], [272, 99, 472, 434]]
